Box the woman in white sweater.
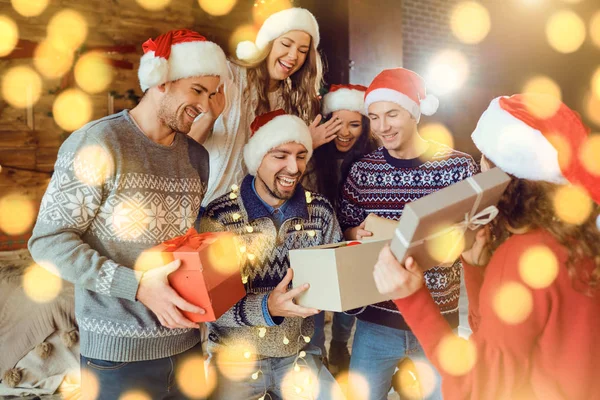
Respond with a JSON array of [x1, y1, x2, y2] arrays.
[[189, 7, 343, 206]]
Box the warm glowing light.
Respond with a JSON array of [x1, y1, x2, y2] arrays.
[[215, 343, 258, 381], [584, 91, 600, 127], [11, 0, 48, 17], [450, 1, 491, 44], [229, 24, 259, 55], [75, 52, 113, 94], [420, 123, 454, 148], [546, 10, 586, 54], [246, 226, 254, 233], [521, 91, 562, 119], [0, 16, 18, 57], [199, 0, 237, 16], [426, 50, 470, 96], [519, 245, 559, 289], [74, 145, 112, 186], [592, 67, 600, 101], [232, 212, 241, 221], [229, 192, 238, 200], [258, 327, 267, 338], [119, 390, 151, 400], [437, 334, 477, 376], [80, 368, 100, 400], [545, 133, 571, 171], [580, 134, 600, 176], [47, 9, 88, 52], [0, 193, 36, 235], [493, 282, 533, 324], [252, 0, 292, 27], [295, 224, 302, 231], [176, 355, 217, 398], [207, 234, 241, 274], [34, 39, 74, 79], [591, 11, 600, 49], [522, 75, 562, 101], [283, 336, 290, 345], [23, 262, 62, 303], [136, 0, 171, 11], [1, 66, 43, 109], [53, 89, 93, 131], [553, 185, 593, 225], [336, 371, 370, 400], [281, 365, 318, 400], [134, 250, 169, 273], [394, 359, 437, 400], [425, 224, 465, 264]]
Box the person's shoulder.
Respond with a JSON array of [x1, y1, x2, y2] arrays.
[[305, 191, 336, 215], [185, 136, 209, 157], [61, 112, 127, 148], [350, 147, 385, 170], [428, 142, 477, 171]]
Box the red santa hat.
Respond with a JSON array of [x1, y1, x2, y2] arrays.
[[472, 93, 599, 204], [243, 109, 313, 175], [322, 84, 368, 116], [138, 29, 229, 92], [236, 7, 320, 61], [364, 68, 439, 122]]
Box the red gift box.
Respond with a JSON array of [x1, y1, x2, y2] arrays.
[[148, 228, 246, 322]]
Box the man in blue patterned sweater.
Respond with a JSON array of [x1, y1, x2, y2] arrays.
[[340, 68, 478, 400], [200, 109, 343, 399]]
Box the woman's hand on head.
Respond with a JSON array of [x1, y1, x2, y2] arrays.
[[309, 114, 343, 149]]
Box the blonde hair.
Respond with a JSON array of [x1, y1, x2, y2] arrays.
[[233, 38, 323, 123]]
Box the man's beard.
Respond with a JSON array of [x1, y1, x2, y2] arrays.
[[158, 96, 189, 133], [258, 171, 302, 201]]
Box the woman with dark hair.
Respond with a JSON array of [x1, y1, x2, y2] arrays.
[[372, 93, 600, 399], [304, 84, 377, 374]]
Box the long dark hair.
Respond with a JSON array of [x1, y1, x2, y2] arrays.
[[312, 114, 376, 209]]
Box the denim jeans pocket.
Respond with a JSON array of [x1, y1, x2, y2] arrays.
[[404, 331, 423, 356], [84, 357, 130, 371]]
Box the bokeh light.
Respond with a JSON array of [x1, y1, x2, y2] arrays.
[[580, 134, 600, 176], [199, 0, 237, 16], [23, 262, 62, 303], [80, 367, 100, 400], [592, 67, 600, 101], [136, 0, 171, 11], [426, 50, 470, 96], [176, 354, 217, 398], [553, 185, 593, 225], [419, 123, 455, 149], [215, 342, 258, 381], [134, 249, 171, 273], [560, 0, 583, 3], [522, 75, 562, 101], [75, 52, 113, 94], [119, 390, 151, 400], [545, 10, 586, 54], [333, 371, 370, 400], [53, 89, 93, 132], [493, 281, 533, 324], [206, 234, 241, 275], [0, 16, 19, 57], [34, 40, 75, 79], [47, 9, 88, 52], [584, 90, 600, 127], [74, 145, 112, 186], [11, 0, 48, 17], [281, 365, 319, 399], [253, 0, 292, 27], [591, 11, 600, 49], [521, 91, 562, 120], [519, 245, 559, 289], [425, 224, 465, 264], [437, 334, 477, 376], [393, 358, 437, 399], [450, 1, 491, 44], [0, 193, 36, 235], [545, 133, 572, 171], [229, 24, 259, 55], [1, 66, 43, 109]]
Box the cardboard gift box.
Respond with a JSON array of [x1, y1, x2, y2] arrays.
[[390, 167, 511, 271], [363, 213, 397, 241], [147, 228, 245, 322], [290, 240, 392, 312]]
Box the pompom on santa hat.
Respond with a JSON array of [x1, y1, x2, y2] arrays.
[[472, 93, 600, 204], [138, 29, 229, 92], [244, 109, 313, 175], [323, 84, 368, 116], [236, 7, 320, 61], [364, 68, 439, 123]]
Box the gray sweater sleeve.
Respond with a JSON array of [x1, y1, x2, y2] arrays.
[[28, 133, 143, 302]]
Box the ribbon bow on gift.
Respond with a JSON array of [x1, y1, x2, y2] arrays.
[[163, 228, 216, 251]]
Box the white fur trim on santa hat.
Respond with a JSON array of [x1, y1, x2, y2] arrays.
[[472, 97, 567, 184], [323, 88, 366, 116], [364, 88, 422, 121], [243, 114, 313, 175], [139, 40, 229, 92], [420, 95, 439, 116], [236, 7, 320, 61]]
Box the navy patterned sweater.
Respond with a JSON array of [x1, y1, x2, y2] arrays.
[[339, 142, 478, 330], [200, 175, 343, 358]]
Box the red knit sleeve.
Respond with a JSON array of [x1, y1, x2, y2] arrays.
[[394, 235, 552, 400], [461, 257, 485, 333]]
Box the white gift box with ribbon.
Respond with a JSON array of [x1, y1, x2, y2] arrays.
[[390, 167, 511, 271]]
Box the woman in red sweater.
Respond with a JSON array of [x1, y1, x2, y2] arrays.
[[373, 93, 600, 400]]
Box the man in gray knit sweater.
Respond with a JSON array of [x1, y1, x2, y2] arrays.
[[200, 109, 344, 399], [28, 29, 229, 399]]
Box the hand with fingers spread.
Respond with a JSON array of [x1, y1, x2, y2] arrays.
[[136, 259, 205, 329], [309, 114, 344, 149], [344, 219, 373, 240], [267, 268, 320, 318], [373, 245, 424, 300], [462, 225, 492, 267], [206, 84, 226, 121]]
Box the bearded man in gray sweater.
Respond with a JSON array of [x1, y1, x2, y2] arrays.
[[28, 29, 229, 399]]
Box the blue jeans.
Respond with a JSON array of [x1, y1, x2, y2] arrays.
[[81, 342, 204, 400], [349, 319, 443, 400], [313, 312, 356, 355], [207, 344, 343, 399]]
